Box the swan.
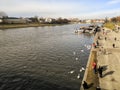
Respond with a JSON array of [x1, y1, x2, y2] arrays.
[[81, 50, 84, 52], [81, 67, 85, 71], [75, 57, 78, 60], [80, 69, 82, 72], [77, 74, 80, 79], [69, 70, 74, 74]]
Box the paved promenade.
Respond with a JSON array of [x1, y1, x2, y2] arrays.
[[97, 28, 120, 90]]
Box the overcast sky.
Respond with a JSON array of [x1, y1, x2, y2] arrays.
[[0, 0, 120, 19]]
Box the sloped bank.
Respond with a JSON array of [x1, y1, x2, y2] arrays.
[[0, 23, 67, 29], [80, 33, 99, 90]]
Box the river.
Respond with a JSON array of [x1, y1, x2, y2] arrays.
[[0, 24, 93, 90]]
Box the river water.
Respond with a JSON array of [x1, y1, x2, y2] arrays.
[[0, 24, 93, 90]]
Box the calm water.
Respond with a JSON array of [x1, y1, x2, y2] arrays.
[[0, 24, 93, 90]]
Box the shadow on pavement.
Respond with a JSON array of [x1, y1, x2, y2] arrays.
[[103, 71, 114, 77], [102, 65, 108, 72], [88, 83, 94, 88]]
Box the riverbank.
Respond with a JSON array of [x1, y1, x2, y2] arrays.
[[97, 27, 120, 89], [81, 26, 120, 90], [80, 31, 99, 90], [0, 23, 68, 29]]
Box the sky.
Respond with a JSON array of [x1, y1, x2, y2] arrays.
[[0, 0, 120, 19]]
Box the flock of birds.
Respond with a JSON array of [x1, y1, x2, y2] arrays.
[[68, 44, 91, 79]]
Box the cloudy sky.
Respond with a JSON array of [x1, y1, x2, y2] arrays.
[[0, 0, 120, 19]]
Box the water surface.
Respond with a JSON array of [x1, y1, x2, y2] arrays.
[[0, 24, 93, 90]]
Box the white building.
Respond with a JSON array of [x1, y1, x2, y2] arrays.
[[45, 18, 53, 23], [85, 19, 92, 23], [0, 18, 2, 23]]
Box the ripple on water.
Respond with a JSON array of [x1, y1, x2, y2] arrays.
[[0, 24, 93, 90]]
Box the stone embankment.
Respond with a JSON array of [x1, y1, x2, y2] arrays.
[[81, 27, 120, 90], [80, 30, 99, 90]]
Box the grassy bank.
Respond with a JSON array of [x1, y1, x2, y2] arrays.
[[85, 51, 99, 90], [103, 22, 115, 30], [0, 23, 67, 29], [104, 22, 120, 30]]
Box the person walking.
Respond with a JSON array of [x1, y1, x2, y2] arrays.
[[98, 36, 100, 40], [83, 81, 89, 89], [96, 86, 101, 90], [105, 37, 107, 40], [114, 37, 117, 41], [92, 61, 97, 74], [93, 43, 96, 48], [96, 40, 99, 46], [113, 43, 115, 48]]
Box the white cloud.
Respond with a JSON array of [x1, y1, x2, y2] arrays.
[[0, 0, 120, 18], [78, 8, 120, 19], [108, 0, 120, 4], [0, 0, 88, 17]]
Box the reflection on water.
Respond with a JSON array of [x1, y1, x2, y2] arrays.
[[0, 24, 93, 90]]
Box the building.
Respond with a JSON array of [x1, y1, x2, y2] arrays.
[[39, 17, 45, 23], [3, 17, 27, 24], [69, 18, 80, 22], [92, 19, 105, 23], [45, 18, 53, 23], [85, 19, 92, 23], [0, 18, 3, 23]]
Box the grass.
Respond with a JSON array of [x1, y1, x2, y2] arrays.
[[104, 22, 120, 30], [0, 23, 66, 29], [85, 51, 99, 90], [103, 22, 115, 30]]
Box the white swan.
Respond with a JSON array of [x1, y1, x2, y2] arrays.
[[87, 45, 91, 50], [77, 74, 81, 79], [81, 50, 84, 52], [69, 70, 74, 74], [81, 67, 85, 71], [80, 67, 85, 72], [75, 57, 78, 60], [80, 69, 82, 72]]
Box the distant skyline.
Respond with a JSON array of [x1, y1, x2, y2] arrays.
[[1, 0, 120, 19]]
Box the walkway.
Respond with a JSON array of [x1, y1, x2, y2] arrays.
[[97, 28, 120, 90]]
